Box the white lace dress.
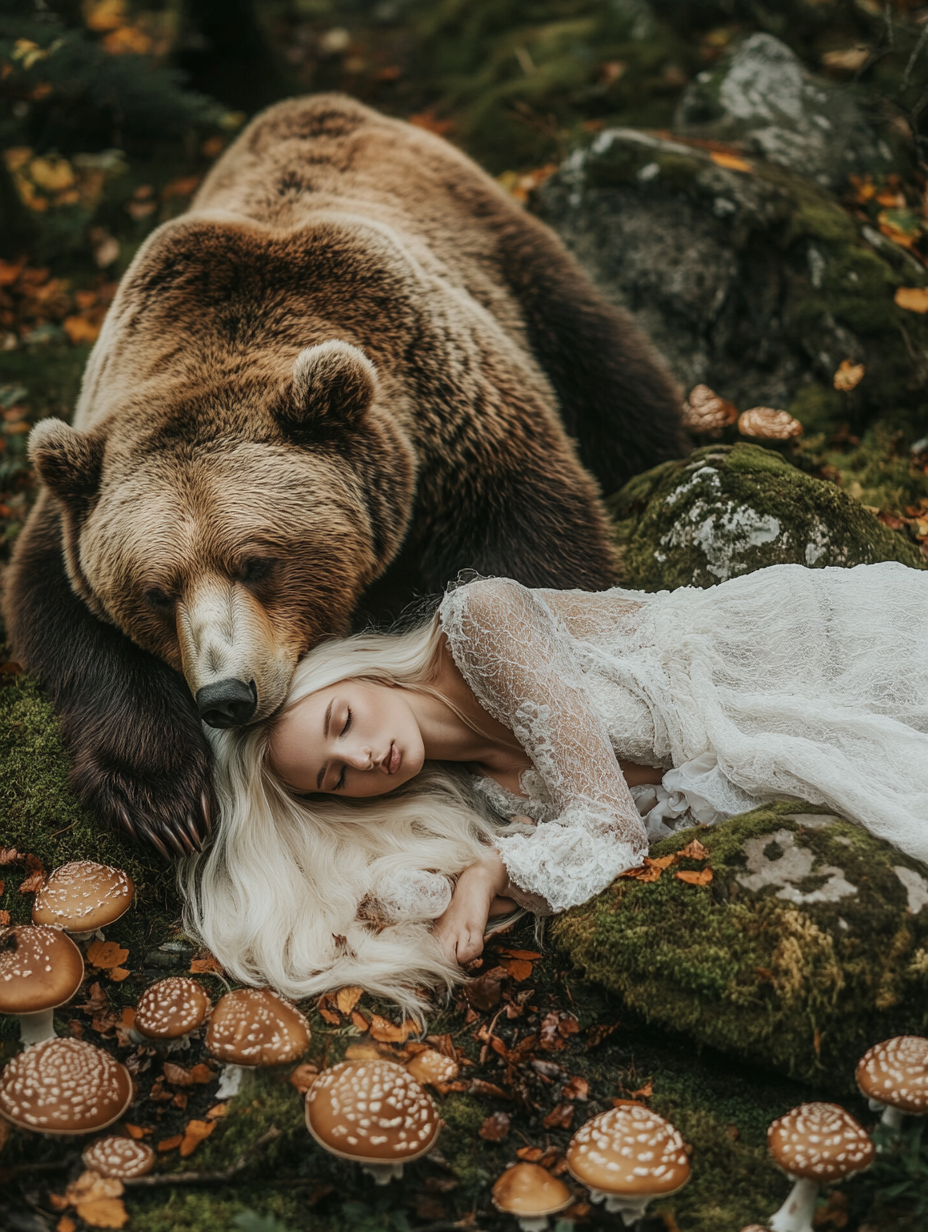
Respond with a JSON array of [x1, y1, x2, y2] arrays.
[[438, 564, 928, 915]]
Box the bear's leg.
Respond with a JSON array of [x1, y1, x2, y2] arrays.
[[3, 497, 212, 858], [497, 214, 688, 495]]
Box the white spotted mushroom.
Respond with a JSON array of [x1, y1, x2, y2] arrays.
[[767, 1102, 874, 1232], [0, 1037, 133, 1134], [82, 1135, 156, 1178], [206, 987, 310, 1098], [737, 407, 803, 440], [130, 977, 211, 1051], [565, 1104, 690, 1223], [305, 1059, 440, 1184], [32, 861, 134, 941], [492, 1162, 572, 1231], [856, 1035, 928, 1132], [0, 924, 84, 1045]]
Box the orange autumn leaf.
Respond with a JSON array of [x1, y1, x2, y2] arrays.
[[500, 957, 533, 982], [0, 257, 27, 286], [156, 1135, 183, 1152], [189, 952, 224, 975], [630, 1079, 654, 1099], [675, 867, 714, 886], [18, 869, 44, 893], [124, 1123, 150, 1139], [163, 1061, 214, 1086], [0, 910, 9, 926], [289, 1064, 319, 1094], [86, 940, 129, 970], [543, 1102, 575, 1129], [620, 854, 675, 882], [0, 847, 22, 865], [63, 314, 102, 345], [57, 1218, 77, 1232], [675, 838, 710, 861], [206, 1103, 229, 1119], [106, 966, 131, 982], [409, 110, 453, 136], [369, 1014, 417, 1043], [833, 359, 866, 390], [75, 1199, 128, 1229], [335, 986, 363, 1016], [351, 1010, 370, 1032], [516, 1146, 544, 1161], [709, 150, 752, 172], [497, 948, 542, 960], [179, 1118, 215, 1157], [120, 1007, 135, 1029], [895, 286, 928, 313]]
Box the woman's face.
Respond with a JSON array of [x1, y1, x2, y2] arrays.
[[267, 679, 425, 798]]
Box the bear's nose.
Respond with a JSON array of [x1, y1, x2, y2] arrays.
[[196, 678, 257, 728]]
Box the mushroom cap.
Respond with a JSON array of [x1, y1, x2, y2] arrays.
[[0, 924, 84, 1015], [737, 407, 803, 440], [681, 384, 738, 431], [566, 1105, 690, 1198], [206, 988, 310, 1066], [135, 978, 211, 1040], [82, 1135, 156, 1178], [0, 1037, 133, 1134], [405, 1048, 459, 1086], [32, 861, 134, 933], [856, 1036, 928, 1116], [306, 1059, 440, 1165], [492, 1162, 571, 1217], [767, 1102, 874, 1182]]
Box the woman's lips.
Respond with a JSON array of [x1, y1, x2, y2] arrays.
[[388, 743, 401, 774]]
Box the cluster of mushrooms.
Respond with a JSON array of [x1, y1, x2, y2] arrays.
[[2, 860, 927, 1226]]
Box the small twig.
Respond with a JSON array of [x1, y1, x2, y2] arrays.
[[123, 1126, 281, 1188], [903, 22, 928, 88]]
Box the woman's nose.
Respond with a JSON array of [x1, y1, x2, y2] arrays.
[[348, 746, 373, 770]]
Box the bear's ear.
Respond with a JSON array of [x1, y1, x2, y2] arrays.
[[275, 341, 377, 438], [29, 418, 104, 504]]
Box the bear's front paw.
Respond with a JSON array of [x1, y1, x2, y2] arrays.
[[73, 756, 213, 860]]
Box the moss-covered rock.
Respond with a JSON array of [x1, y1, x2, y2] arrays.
[[536, 126, 928, 438], [609, 442, 925, 590], [551, 801, 928, 1089]]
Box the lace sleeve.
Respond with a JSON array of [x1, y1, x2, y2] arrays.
[[439, 578, 648, 914]]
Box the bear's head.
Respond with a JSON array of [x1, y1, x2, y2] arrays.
[[30, 339, 416, 728]]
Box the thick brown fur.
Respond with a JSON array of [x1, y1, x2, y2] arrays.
[[4, 95, 684, 856]]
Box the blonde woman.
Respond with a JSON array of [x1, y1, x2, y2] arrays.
[[181, 564, 928, 1017]]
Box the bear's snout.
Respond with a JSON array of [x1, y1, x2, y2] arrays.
[[196, 678, 258, 728]]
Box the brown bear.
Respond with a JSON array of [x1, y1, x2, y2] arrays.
[[4, 94, 684, 858]]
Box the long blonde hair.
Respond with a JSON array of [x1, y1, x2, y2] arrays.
[[179, 612, 520, 1018]]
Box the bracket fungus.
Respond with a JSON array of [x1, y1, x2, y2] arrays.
[[681, 384, 738, 433], [855, 1035, 928, 1131], [0, 924, 84, 1045], [305, 1059, 440, 1184], [206, 987, 310, 1098], [737, 407, 803, 440], [492, 1162, 572, 1231], [32, 861, 134, 940], [0, 1037, 133, 1134], [131, 977, 211, 1051], [767, 1102, 874, 1232], [566, 1104, 690, 1223], [82, 1135, 156, 1178]]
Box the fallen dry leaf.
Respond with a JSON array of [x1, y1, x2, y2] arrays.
[[620, 854, 676, 883], [464, 965, 509, 1012], [895, 286, 928, 313], [676, 838, 710, 861], [0, 848, 20, 865], [351, 1010, 370, 1032], [189, 953, 224, 975], [206, 1102, 229, 1119], [0, 910, 9, 926], [179, 1118, 215, 1157], [469, 1078, 510, 1099], [76, 1198, 128, 1229], [106, 966, 131, 982], [709, 150, 751, 172], [289, 1064, 319, 1094], [316, 992, 340, 1025], [120, 1008, 135, 1029], [369, 1014, 417, 1043], [562, 1075, 590, 1102], [478, 1111, 511, 1140], [517, 1145, 543, 1161], [409, 110, 453, 136], [499, 956, 533, 982], [335, 986, 363, 1016], [675, 868, 714, 886], [63, 314, 101, 345], [57, 1217, 77, 1232], [163, 1062, 214, 1086], [543, 1102, 575, 1129], [629, 1079, 654, 1099], [18, 868, 44, 893], [124, 1124, 150, 1139], [833, 359, 866, 391], [156, 1135, 183, 1152], [86, 941, 130, 970], [344, 1042, 389, 1062]]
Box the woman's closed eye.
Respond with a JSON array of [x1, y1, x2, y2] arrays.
[[341, 708, 352, 737]]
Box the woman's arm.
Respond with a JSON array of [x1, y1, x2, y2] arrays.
[[432, 852, 510, 965], [440, 578, 649, 915]]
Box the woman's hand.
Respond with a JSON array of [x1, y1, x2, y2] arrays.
[[432, 852, 509, 966]]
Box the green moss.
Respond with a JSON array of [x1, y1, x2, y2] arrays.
[[552, 802, 928, 1088], [608, 443, 925, 591]]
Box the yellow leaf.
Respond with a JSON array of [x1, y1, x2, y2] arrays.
[[335, 986, 363, 1016], [29, 156, 76, 193], [85, 940, 129, 969], [709, 150, 752, 172], [833, 358, 866, 390], [63, 314, 102, 345], [74, 1199, 128, 1229], [179, 1118, 215, 1157], [895, 286, 928, 314]]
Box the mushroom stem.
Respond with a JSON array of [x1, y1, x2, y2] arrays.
[[516, 1219, 551, 1232], [215, 1063, 246, 1099], [361, 1161, 404, 1185], [588, 1187, 650, 1223], [878, 1103, 904, 1132], [769, 1177, 819, 1232], [18, 1008, 56, 1046]]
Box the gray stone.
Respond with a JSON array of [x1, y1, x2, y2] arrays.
[[675, 33, 893, 189]]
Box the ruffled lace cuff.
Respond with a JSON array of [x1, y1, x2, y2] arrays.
[[495, 810, 646, 915]]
